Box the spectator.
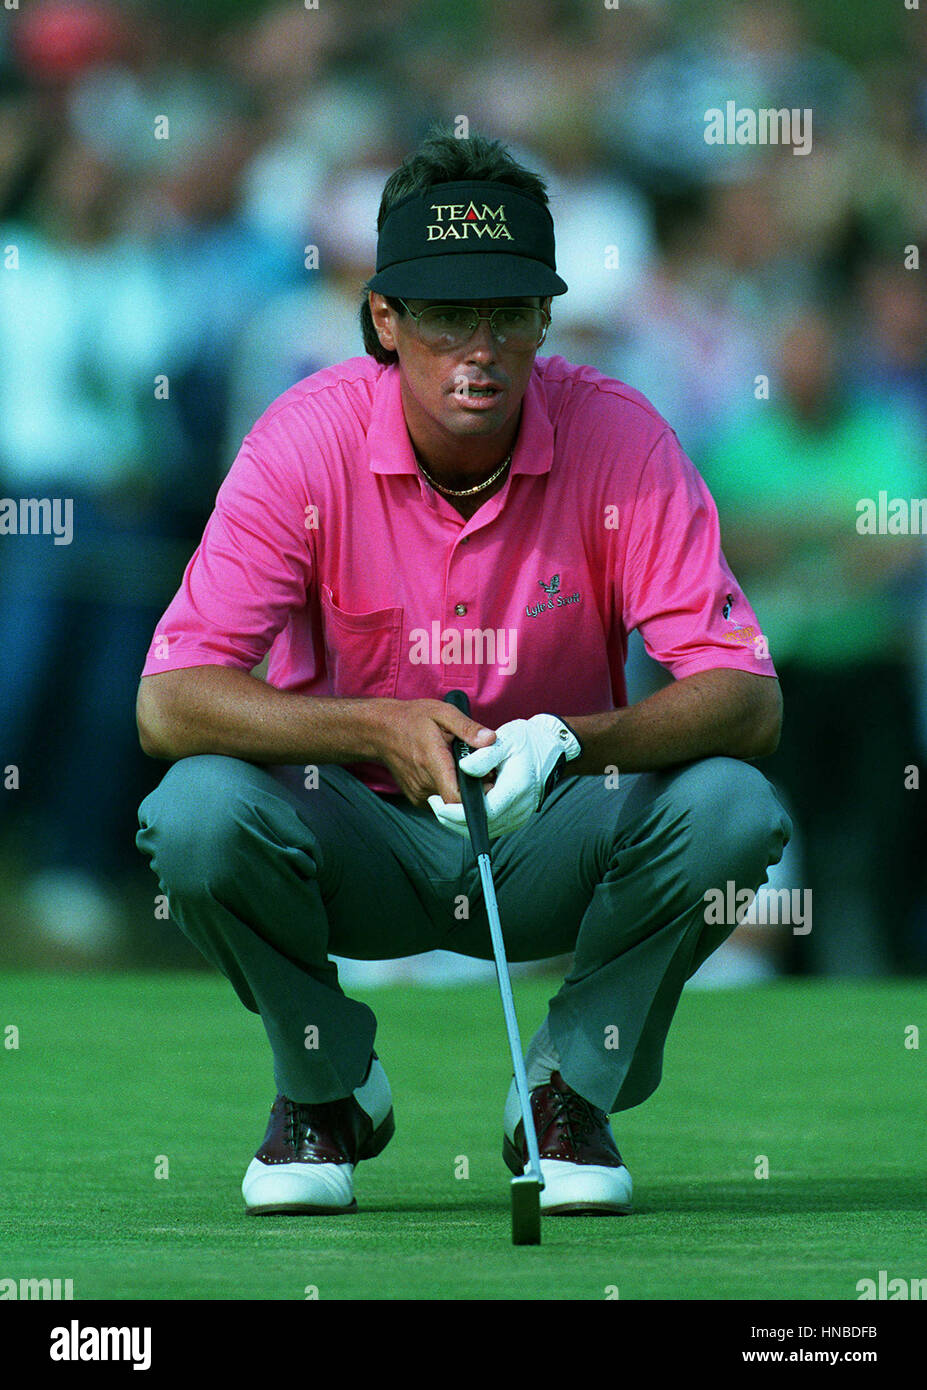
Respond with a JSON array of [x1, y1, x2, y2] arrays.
[[0, 138, 188, 951], [701, 308, 927, 974]]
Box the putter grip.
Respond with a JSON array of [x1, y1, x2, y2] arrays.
[[443, 690, 492, 859]]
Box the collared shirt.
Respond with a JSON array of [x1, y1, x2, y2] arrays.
[[142, 354, 776, 793]]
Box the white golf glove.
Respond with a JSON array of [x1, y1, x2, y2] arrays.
[[429, 713, 582, 841]]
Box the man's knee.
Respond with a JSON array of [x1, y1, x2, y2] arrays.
[[136, 754, 276, 896], [668, 756, 791, 887]]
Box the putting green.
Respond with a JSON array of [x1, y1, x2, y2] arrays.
[[0, 971, 922, 1300]]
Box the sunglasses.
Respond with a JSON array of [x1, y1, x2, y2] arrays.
[[396, 300, 551, 352]]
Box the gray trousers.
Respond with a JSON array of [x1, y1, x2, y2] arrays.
[[136, 755, 790, 1114]]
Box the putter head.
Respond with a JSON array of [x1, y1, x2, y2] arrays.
[[510, 1175, 542, 1245]]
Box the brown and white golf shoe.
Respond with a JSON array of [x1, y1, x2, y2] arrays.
[[503, 1070, 633, 1214], [242, 1056, 394, 1214]]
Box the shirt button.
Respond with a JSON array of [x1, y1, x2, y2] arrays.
[[454, 603, 467, 616]]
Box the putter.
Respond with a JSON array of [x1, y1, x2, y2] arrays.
[[444, 689, 544, 1245]]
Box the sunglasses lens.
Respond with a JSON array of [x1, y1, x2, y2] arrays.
[[491, 308, 545, 348], [418, 307, 479, 348], [416, 306, 546, 350]]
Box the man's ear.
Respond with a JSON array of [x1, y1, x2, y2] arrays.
[[369, 292, 398, 353]]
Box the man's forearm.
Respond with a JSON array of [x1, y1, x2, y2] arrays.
[[565, 669, 782, 777], [136, 666, 389, 765]]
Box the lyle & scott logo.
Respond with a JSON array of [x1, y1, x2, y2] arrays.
[[527, 573, 581, 619]]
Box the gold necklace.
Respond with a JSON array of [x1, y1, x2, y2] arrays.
[[417, 451, 513, 498]]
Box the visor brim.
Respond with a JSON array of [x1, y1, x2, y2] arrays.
[[368, 253, 567, 301]]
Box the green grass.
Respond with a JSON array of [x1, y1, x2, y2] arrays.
[[0, 972, 923, 1300]]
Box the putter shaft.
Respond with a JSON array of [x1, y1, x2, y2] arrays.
[[475, 854, 544, 1188], [442, 689, 544, 1243]]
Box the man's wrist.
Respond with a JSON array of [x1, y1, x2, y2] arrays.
[[550, 715, 583, 760], [560, 710, 625, 778], [534, 714, 583, 801], [349, 697, 399, 763]]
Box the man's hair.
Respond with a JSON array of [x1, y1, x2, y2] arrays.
[[359, 129, 551, 365]]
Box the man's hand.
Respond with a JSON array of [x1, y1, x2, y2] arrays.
[[373, 698, 496, 807], [427, 714, 582, 840]]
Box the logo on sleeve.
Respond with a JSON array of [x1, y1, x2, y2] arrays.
[[721, 591, 755, 642], [721, 591, 769, 658]]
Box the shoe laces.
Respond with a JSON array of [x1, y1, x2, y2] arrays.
[[548, 1083, 601, 1147], [284, 1097, 317, 1149]]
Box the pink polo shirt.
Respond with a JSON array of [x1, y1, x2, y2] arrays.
[[142, 354, 776, 793]]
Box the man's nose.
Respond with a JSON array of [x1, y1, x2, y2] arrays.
[[465, 315, 498, 360]]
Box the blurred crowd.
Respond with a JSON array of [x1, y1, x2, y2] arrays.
[[1, 0, 926, 978]]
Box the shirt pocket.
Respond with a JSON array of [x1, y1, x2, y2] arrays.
[[319, 583, 403, 698]]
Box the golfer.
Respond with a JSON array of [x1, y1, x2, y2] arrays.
[[136, 132, 790, 1217]]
